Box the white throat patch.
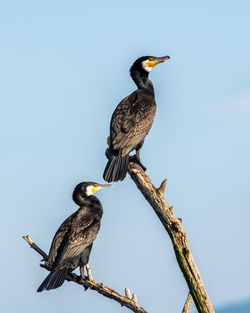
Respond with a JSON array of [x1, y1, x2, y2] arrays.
[[86, 185, 94, 196], [141, 60, 152, 72]]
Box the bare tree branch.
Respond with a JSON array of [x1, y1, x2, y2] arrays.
[[23, 157, 215, 313], [182, 292, 193, 313], [23, 235, 147, 313], [128, 161, 215, 313]]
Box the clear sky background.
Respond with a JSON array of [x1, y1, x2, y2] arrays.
[[1, 1, 250, 312]]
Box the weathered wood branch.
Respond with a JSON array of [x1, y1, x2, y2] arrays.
[[182, 292, 193, 313], [128, 161, 215, 313], [23, 235, 147, 313]]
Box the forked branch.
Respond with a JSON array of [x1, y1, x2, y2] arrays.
[[182, 292, 193, 313], [128, 161, 215, 313], [23, 157, 214, 313]]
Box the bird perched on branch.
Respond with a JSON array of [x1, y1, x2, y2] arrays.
[[37, 182, 113, 292], [103, 55, 170, 182]]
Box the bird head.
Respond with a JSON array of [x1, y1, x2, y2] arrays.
[[130, 55, 170, 75], [72, 182, 113, 205]]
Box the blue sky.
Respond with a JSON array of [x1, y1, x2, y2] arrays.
[[1, 1, 250, 312]]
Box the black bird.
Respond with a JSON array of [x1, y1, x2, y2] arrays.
[[37, 181, 113, 292], [103, 55, 170, 182]]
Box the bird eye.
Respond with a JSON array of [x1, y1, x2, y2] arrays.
[[148, 58, 153, 61], [93, 184, 96, 187]]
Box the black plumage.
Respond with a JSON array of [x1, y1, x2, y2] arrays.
[[103, 55, 170, 182], [37, 181, 112, 292]]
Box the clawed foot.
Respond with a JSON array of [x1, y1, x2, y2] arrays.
[[129, 155, 147, 171], [86, 264, 93, 282], [136, 160, 146, 171], [80, 266, 89, 291], [80, 266, 85, 280]]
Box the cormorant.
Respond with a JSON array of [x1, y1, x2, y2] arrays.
[[103, 55, 170, 182], [37, 181, 113, 292]]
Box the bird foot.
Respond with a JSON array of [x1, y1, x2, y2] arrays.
[[80, 266, 85, 280], [137, 161, 146, 171], [80, 265, 94, 290], [80, 266, 90, 290], [86, 264, 94, 282], [129, 155, 147, 171]]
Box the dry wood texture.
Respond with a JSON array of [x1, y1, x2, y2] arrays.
[[23, 158, 215, 313], [23, 235, 147, 313], [128, 161, 215, 313], [182, 292, 193, 313]]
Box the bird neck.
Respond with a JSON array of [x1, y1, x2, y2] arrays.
[[73, 193, 98, 206], [78, 195, 102, 208], [131, 70, 154, 95], [79, 195, 103, 216]]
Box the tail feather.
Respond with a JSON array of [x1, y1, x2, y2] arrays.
[[37, 268, 67, 292], [103, 154, 129, 182]]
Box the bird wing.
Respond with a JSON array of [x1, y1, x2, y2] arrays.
[[48, 210, 101, 266], [55, 212, 101, 264], [48, 211, 78, 266], [111, 91, 156, 156]]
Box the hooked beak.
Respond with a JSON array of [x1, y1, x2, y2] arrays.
[[92, 184, 113, 193], [153, 55, 170, 65], [98, 184, 113, 189], [147, 55, 170, 69]]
